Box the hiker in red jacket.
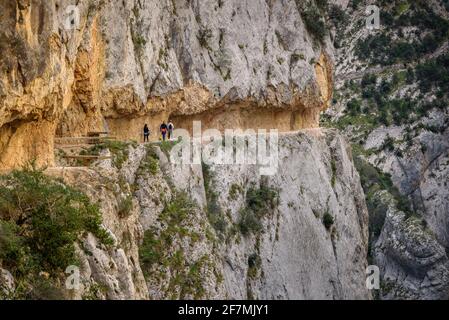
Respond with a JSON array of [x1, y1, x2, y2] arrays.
[[160, 122, 168, 141]]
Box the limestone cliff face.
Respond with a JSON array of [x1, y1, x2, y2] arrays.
[[0, 0, 372, 301], [2, 129, 367, 300], [373, 191, 449, 300], [326, 0, 449, 299], [0, 0, 334, 170], [209, 129, 369, 299]]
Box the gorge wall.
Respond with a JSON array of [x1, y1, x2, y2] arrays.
[[0, 0, 334, 170], [1, 0, 376, 300], [0, 129, 370, 299], [3, 0, 448, 301], [326, 0, 449, 299]]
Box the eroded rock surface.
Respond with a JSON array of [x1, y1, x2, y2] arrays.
[[325, 0, 449, 300], [0, 0, 334, 169], [22, 129, 370, 300]]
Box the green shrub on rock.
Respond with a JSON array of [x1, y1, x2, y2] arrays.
[[238, 185, 279, 236], [322, 212, 335, 230], [0, 167, 112, 299]]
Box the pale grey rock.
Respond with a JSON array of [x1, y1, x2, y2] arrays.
[[364, 126, 404, 151], [206, 129, 370, 299], [120, 144, 147, 185], [0, 269, 15, 296], [46, 165, 149, 300], [99, 0, 329, 102], [370, 129, 449, 249], [46, 129, 371, 300], [328, 0, 449, 300], [374, 192, 449, 300]]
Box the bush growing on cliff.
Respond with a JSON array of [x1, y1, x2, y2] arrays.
[[137, 145, 159, 176], [140, 192, 199, 272], [300, 6, 328, 42], [139, 192, 211, 299], [118, 195, 133, 218], [328, 4, 347, 27], [160, 139, 181, 159], [228, 183, 243, 201], [415, 54, 449, 94], [355, 4, 449, 66], [0, 221, 22, 266], [238, 185, 279, 236], [322, 212, 334, 230], [353, 151, 414, 220], [346, 99, 362, 116], [381, 135, 396, 152], [238, 209, 263, 236], [246, 186, 279, 216], [88, 140, 136, 169], [361, 74, 377, 88], [0, 167, 112, 298], [247, 253, 262, 279], [132, 35, 147, 50], [197, 28, 213, 49]]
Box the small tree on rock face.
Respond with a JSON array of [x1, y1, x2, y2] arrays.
[[301, 7, 327, 42], [328, 4, 347, 27], [346, 98, 362, 116], [238, 185, 280, 236], [295, 0, 328, 43], [361, 73, 377, 88], [322, 212, 334, 230], [0, 166, 112, 296], [197, 28, 213, 49], [382, 135, 395, 152]]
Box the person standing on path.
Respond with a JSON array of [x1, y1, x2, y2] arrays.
[[143, 124, 150, 142], [160, 122, 168, 141], [167, 120, 174, 140]]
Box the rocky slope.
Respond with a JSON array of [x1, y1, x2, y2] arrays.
[[0, 0, 334, 170], [325, 0, 449, 299], [0, 0, 375, 300], [1, 129, 370, 299], [3, 0, 448, 301]]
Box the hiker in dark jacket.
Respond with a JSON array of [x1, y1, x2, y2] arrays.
[[160, 122, 168, 141], [143, 124, 150, 142], [167, 120, 174, 140]]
